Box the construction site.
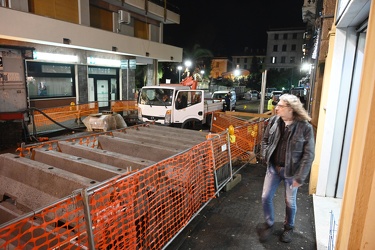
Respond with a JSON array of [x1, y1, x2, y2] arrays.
[[0, 99, 272, 249]]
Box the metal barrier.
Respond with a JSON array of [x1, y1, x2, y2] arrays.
[[29, 102, 99, 135], [29, 100, 137, 135], [2, 114, 266, 249]]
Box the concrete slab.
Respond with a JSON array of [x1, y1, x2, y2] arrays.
[[112, 131, 192, 151], [33, 148, 125, 181], [0, 153, 93, 211], [118, 128, 203, 147], [145, 124, 208, 139], [98, 135, 180, 161], [58, 141, 154, 171]]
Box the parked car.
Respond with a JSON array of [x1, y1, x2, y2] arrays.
[[244, 90, 260, 100], [212, 90, 236, 110], [271, 90, 283, 101], [265, 88, 277, 99]]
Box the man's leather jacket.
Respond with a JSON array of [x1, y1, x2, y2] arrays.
[[261, 116, 315, 185]]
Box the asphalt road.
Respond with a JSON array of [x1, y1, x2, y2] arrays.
[[166, 163, 316, 250], [235, 98, 269, 114]]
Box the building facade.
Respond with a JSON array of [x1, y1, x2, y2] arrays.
[[231, 49, 266, 72], [265, 28, 305, 71], [0, 0, 182, 111], [303, 0, 375, 248]]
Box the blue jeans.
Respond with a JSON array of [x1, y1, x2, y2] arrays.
[[261, 164, 298, 228]]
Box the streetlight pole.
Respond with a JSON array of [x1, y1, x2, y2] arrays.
[[184, 60, 192, 78], [177, 65, 182, 83], [200, 70, 205, 83]]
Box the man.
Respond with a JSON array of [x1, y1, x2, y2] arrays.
[[223, 92, 231, 111], [258, 94, 315, 243], [267, 95, 277, 114]]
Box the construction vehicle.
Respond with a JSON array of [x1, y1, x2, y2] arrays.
[[137, 77, 223, 129]]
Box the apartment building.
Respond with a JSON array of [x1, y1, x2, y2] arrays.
[[231, 49, 266, 72], [265, 28, 305, 70], [0, 0, 182, 111]]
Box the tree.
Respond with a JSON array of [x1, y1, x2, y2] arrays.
[[183, 44, 213, 79], [248, 56, 262, 90], [158, 44, 214, 84], [266, 68, 302, 90]]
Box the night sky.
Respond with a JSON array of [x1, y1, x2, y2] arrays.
[[163, 0, 306, 57]]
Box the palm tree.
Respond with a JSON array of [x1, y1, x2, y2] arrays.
[[183, 44, 214, 78]]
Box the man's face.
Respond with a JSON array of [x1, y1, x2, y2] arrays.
[[275, 100, 291, 119]]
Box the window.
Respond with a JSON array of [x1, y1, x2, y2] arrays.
[[293, 33, 298, 39], [236, 58, 240, 63], [271, 57, 277, 64], [273, 45, 278, 52], [26, 62, 75, 99], [291, 44, 296, 51], [244, 58, 248, 63], [282, 45, 287, 51], [281, 56, 286, 63], [139, 88, 173, 106], [283, 33, 288, 39], [274, 34, 279, 40], [290, 57, 295, 63]]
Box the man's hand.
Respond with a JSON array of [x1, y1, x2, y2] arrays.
[[292, 180, 302, 188]]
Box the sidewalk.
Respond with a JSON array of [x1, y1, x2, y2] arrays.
[[166, 163, 317, 250]]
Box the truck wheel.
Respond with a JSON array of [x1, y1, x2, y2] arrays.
[[182, 119, 202, 130]]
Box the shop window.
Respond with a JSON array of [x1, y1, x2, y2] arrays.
[[26, 62, 75, 99]]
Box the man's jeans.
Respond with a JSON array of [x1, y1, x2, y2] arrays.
[[261, 164, 298, 228]]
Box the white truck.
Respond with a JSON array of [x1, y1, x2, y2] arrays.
[[137, 85, 223, 129]]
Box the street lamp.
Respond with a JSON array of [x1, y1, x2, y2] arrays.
[[184, 60, 192, 69], [177, 65, 183, 82]]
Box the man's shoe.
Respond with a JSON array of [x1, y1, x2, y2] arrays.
[[257, 223, 273, 242], [280, 225, 294, 243]]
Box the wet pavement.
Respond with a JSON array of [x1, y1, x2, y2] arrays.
[[166, 163, 316, 250]]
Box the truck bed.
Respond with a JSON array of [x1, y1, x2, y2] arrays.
[[205, 101, 223, 113]]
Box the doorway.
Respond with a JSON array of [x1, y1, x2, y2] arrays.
[[88, 76, 118, 111]]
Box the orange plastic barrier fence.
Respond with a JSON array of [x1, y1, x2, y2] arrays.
[[211, 112, 266, 160], [31, 102, 99, 134], [1, 136, 216, 249], [110, 100, 138, 112], [2, 115, 266, 249], [0, 194, 89, 249]]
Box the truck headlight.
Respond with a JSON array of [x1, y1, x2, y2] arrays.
[[165, 110, 171, 125]]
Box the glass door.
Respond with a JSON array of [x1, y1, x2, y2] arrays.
[[88, 76, 118, 111], [97, 79, 110, 109]]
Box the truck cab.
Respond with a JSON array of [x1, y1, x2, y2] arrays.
[[138, 85, 220, 129]]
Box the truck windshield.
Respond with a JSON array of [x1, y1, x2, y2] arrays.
[[139, 88, 173, 106]]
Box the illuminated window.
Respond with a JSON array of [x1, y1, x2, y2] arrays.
[[26, 62, 75, 99]]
